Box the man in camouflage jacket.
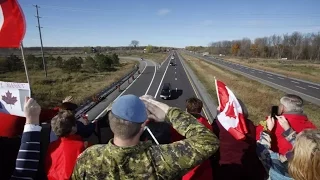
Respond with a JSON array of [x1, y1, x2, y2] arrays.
[[72, 95, 219, 180]]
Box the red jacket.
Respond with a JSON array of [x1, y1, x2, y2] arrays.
[[256, 113, 316, 155], [0, 108, 59, 138], [171, 114, 213, 180], [45, 134, 88, 180]]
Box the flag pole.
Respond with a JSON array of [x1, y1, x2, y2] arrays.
[[20, 42, 31, 96], [214, 77, 221, 110]]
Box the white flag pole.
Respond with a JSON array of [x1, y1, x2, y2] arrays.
[[144, 126, 159, 145], [20, 42, 31, 96], [214, 77, 220, 109]]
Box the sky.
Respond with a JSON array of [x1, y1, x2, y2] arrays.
[[19, 0, 320, 48]]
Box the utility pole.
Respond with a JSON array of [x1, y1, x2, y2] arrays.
[[33, 5, 47, 77]]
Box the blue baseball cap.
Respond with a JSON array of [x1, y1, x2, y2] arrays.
[[111, 94, 147, 123]]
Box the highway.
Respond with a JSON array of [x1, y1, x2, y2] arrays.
[[188, 52, 320, 106], [84, 51, 209, 144]]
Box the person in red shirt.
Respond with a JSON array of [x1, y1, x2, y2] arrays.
[[256, 94, 317, 155], [212, 99, 266, 180], [170, 97, 213, 180], [45, 110, 90, 180]]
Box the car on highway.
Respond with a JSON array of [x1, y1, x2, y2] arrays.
[[171, 56, 175, 60], [169, 62, 176, 66], [160, 83, 172, 99]]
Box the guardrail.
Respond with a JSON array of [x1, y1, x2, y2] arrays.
[[75, 66, 139, 119]]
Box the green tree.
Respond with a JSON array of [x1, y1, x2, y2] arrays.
[[146, 45, 153, 53], [0, 57, 8, 73], [95, 54, 112, 71], [56, 56, 63, 68], [111, 53, 120, 65], [62, 57, 82, 72], [83, 56, 97, 70], [6, 54, 23, 71]]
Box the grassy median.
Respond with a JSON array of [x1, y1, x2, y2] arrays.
[[214, 56, 320, 83], [0, 59, 136, 108], [181, 53, 320, 127]]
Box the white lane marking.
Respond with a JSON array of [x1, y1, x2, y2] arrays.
[[175, 78, 177, 80], [268, 77, 274, 80], [291, 81, 300, 84], [175, 72, 176, 74], [94, 61, 148, 119], [267, 74, 273, 77], [154, 56, 171, 98], [278, 77, 284, 80], [296, 85, 306, 90], [308, 85, 320, 90], [145, 61, 157, 95]]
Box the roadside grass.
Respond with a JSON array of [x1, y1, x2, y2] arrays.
[[0, 59, 136, 108], [214, 56, 320, 83], [119, 52, 169, 64], [182, 53, 320, 127]]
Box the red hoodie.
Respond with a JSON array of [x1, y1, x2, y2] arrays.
[[0, 108, 59, 138], [256, 113, 316, 155], [171, 114, 213, 180], [45, 134, 90, 180]]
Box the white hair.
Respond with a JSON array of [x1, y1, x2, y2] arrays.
[[280, 94, 304, 113]]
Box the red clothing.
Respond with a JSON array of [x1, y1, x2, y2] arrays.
[[213, 118, 265, 180], [171, 114, 213, 180], [256, 113, 316, 155], [45, 134, 87, 180], [0, 108, 58, 137]]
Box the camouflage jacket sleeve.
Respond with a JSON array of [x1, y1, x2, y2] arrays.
[[281, 128, 296, 146], [256, 131, 289, 175], [149, 107, 219, 179]]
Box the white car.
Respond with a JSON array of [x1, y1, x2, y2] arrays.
[[171, 56, 174, 60]]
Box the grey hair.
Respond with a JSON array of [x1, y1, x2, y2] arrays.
[[280, 94, 304, 113]]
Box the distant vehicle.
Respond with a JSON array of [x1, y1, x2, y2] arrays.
[[171, 56, 175, 60], [169, 62, 176, 66], [203, 52, 209, 56], [141, 58, 144, 61], [160, 83, 172, 99]]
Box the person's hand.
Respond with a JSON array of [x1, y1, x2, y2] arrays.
[[276, 115, 290, 131], [266, 116, 275, 131], [24, 97, 41, 125], [62, 96, 73, 103], [140, 95, 170, 122]]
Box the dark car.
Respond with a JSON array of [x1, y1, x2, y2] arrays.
[[160, 83, 172, 99], [169, 62, 176, 66]]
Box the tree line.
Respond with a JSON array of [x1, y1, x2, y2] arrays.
[[186, 31, 320, 61], [0, 53, 120, 74]]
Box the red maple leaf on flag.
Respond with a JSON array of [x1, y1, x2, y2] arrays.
[[225, 102, 237, 119], [2, 90, 18, 108]]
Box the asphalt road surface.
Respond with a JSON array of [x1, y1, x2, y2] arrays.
[[84, 51, 205, 144], [188, 52, 320, 106]]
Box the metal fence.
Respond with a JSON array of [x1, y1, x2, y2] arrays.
[[75, 67, 138, 119]]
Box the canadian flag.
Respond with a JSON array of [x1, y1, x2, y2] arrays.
[[0, 0, 26, 48], [215, 79, 248, 140]]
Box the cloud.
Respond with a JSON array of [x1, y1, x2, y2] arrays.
[[202, 20, 213, 26], [157, 8, 171, 16]]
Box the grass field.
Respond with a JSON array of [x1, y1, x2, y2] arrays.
[[119, 52, 169, 64], [182, 53, 320, 127], [0, 59, 136, 108], [213, 56, 320, 83]]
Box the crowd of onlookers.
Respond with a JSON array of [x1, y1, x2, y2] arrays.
[[0, 93, 319, 180]]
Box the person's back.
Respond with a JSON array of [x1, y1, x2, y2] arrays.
[[72, 95, 219, 179], [46, 111, 88, 180]]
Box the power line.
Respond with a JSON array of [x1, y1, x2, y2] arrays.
[[33, 4, 47, 78]]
